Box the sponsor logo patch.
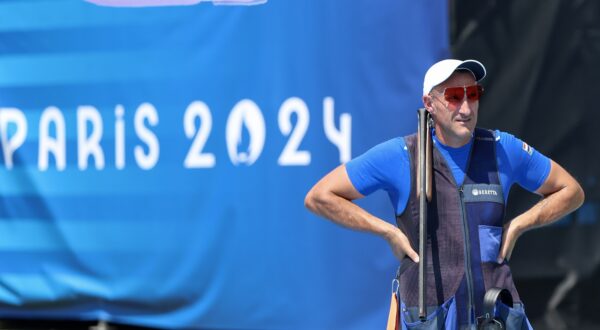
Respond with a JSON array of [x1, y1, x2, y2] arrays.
[[472, 188, 498, 196]]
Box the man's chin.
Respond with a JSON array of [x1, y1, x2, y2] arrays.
[[453, 131, 474, 144], [453, 125, 474, 136]]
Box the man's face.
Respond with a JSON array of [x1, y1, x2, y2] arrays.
[[423, 71, 479, 147]]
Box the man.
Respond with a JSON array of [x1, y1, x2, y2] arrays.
[[304, 59, 584, 329]]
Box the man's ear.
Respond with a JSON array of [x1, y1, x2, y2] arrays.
[[422, 95, 433, 112]]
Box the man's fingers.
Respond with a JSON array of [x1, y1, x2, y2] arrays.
[[498, 243, 513, 264], [497, 231, 508, 264], [406, 248, 420, 263], [505, 244, 514, 261], [497, 230, 517, 264], [398, 235, 419, 263], [388, 232, 420, 263], [497, 246, 506, 264]]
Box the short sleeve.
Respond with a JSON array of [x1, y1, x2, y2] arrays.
[[345, 138, 411, 215], [495, 130, 551, 193]]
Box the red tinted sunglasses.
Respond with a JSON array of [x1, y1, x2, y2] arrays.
[[442, 85, 484, 103]]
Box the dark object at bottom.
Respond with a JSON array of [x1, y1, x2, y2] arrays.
[[0, 319, 163, 330], [477, 287, 513, 330]]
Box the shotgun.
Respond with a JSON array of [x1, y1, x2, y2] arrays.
[[416, 108, 432, 320]]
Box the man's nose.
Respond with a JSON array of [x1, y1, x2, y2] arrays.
[[458, 98, 474, 115]]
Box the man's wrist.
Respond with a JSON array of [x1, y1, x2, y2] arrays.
[[379, 223, 398, 241], [509, 216, 529, 237]]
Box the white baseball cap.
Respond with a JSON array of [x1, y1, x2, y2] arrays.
[[422, 59, 486, 96]]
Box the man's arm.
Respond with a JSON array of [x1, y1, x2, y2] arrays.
[[498, 160, 585, 263], [304, 164, 419, 262]]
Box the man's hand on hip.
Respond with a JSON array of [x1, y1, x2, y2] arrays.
[[383, 227, 419, 263]]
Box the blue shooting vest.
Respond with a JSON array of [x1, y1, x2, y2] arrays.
[[396, 128, 532, 329]]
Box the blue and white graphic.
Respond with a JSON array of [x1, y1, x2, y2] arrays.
[[87, 0, 267, 7], [0, 0, 448, 328]]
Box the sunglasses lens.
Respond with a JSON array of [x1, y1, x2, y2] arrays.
[[466, 85, 483, 101], [443, 85, 483, 103], [444, 87, 465, 103]]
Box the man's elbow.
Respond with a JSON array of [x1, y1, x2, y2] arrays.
[[573, 182, 585, 209], [304, 189, 316, 212], [304, 188, 321, 213], [304, 186, 330, 214]]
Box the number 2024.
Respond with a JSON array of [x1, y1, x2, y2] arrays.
[[183, 97, 351, 168]]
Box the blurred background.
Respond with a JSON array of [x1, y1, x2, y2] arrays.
[[453, 1, 600, 329], [0, 0, 597, 329]]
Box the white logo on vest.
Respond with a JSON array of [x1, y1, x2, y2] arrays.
[[472, 188, 498, 196]]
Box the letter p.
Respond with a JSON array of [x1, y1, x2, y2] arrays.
[[0, 108, 28, 169]]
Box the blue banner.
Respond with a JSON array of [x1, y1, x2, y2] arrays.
[[0, 0, 448, 328]]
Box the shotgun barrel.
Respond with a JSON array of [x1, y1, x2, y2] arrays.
[[416, 107, 431, 320]]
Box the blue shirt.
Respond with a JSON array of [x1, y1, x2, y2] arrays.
[[345, 130, 551, 215]]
